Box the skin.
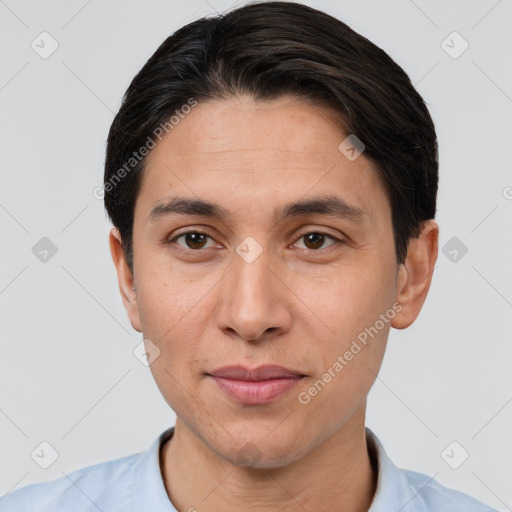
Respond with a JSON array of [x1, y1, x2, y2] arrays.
[[110, 95, 438, 512]]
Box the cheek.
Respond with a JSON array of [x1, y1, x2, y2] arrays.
[[294, 251, 396, 404], [138, 280, 204, 413], [298, 321, 389, 426], [134, 257, 219, 365], [135, 255, 206, 332], [292, 254, 397, 340]]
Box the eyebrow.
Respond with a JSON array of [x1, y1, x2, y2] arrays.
[[148, 195, 366, 224]]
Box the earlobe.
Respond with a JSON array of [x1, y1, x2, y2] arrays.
[[109, 228, 143, 333], [391, 220, 439, 330]]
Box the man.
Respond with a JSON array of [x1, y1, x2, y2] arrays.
[[0, 1, 498, 511]]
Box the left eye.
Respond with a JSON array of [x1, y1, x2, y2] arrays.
[[294, 232, 340, 250], [172, 231, 217, 250]]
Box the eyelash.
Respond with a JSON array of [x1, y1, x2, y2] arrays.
[[167, 228, 344, 253]]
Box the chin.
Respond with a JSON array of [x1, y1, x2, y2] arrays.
[[220, 435, 308, 470]]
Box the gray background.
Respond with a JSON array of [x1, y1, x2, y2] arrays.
[[1, 0, 511, 509]]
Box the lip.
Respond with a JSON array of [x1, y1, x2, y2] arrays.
[[207, 365, 305, 405]]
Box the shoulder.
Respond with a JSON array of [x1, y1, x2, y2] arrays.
[[0, 452, 139, 512], [401, 468, 499, 511]]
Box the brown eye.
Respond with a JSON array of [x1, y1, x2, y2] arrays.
[[295, 231, 341, 251], [184, 232, 208, 249], [304, 233, 325, 249], [171, 231, 216, 250]]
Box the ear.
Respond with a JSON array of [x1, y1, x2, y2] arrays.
[[392, 220, 439, 329], [109, 227, 142, 333]]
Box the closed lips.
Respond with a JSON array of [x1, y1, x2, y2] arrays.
[[207, 365, 306, 381]]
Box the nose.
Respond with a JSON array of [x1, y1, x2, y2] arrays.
[[215, 246, 292, 342]]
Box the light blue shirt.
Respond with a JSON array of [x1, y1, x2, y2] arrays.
[[0, 426, 498, 511]]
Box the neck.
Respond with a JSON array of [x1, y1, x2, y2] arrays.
[[160, 406, 377, 512]]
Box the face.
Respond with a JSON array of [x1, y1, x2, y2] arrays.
[[111, 95, 432, 469]]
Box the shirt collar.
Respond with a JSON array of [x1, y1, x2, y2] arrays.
[[366, 427, 429, 512], [131, 427, 177, 511]]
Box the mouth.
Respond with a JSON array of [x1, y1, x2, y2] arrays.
[[206, 365, 306, 405]]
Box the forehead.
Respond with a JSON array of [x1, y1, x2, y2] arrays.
[[135, 95, 389, 226], [150, 95, 350, 166]]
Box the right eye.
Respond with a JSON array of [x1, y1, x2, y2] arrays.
[[168, 230, 219, 251]]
